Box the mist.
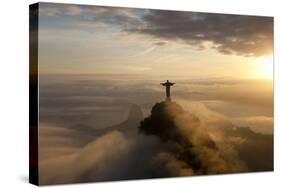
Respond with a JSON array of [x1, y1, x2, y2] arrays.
[[38, 74, 273, 185], [39, 74, 273, 134]]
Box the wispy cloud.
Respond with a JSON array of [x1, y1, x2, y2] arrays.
[[128, 46, 156, 58]]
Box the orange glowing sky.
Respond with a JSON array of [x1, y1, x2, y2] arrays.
[[37, 3, 273, 80]]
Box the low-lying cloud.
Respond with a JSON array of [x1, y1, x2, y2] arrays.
[[38, 75, 273, 185], [39, 75, 273, 134], [39, 98, 272, 185], [39, 130, 166, 184], [139, 101, 246, 175]]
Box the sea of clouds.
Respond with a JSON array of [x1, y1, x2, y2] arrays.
[[38, 74, 273, 185]]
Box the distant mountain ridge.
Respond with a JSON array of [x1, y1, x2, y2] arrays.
[[100, 104, 143, 133]]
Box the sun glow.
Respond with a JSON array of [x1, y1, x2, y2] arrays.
[[255, 57, 273, 79]]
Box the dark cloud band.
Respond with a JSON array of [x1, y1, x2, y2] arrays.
[[131, 10, 273, 57]]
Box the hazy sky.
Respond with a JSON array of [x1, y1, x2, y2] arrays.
[[38, 3, 273, 79], [37, 3, 274, 133], [36, 4, 274, 184]]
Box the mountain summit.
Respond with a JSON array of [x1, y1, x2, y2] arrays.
[[138, 101, 238, 174], [99, 104, 143, 133]]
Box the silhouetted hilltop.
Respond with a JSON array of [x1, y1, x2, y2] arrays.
[[138, 101, 240, 175], [139, 101, 188, 142], [56, 100, 271, 177], [139, 101, 215, 147]]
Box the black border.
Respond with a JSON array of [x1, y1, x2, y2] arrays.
[[29, 3, 39, 186]]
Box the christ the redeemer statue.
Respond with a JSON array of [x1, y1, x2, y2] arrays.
[[161, 80, 175, 101]]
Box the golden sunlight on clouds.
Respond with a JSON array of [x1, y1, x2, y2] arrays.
[[254, 56, 273, 79]]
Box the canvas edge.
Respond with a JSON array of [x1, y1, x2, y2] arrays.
[[29, 2, 39, 186]]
